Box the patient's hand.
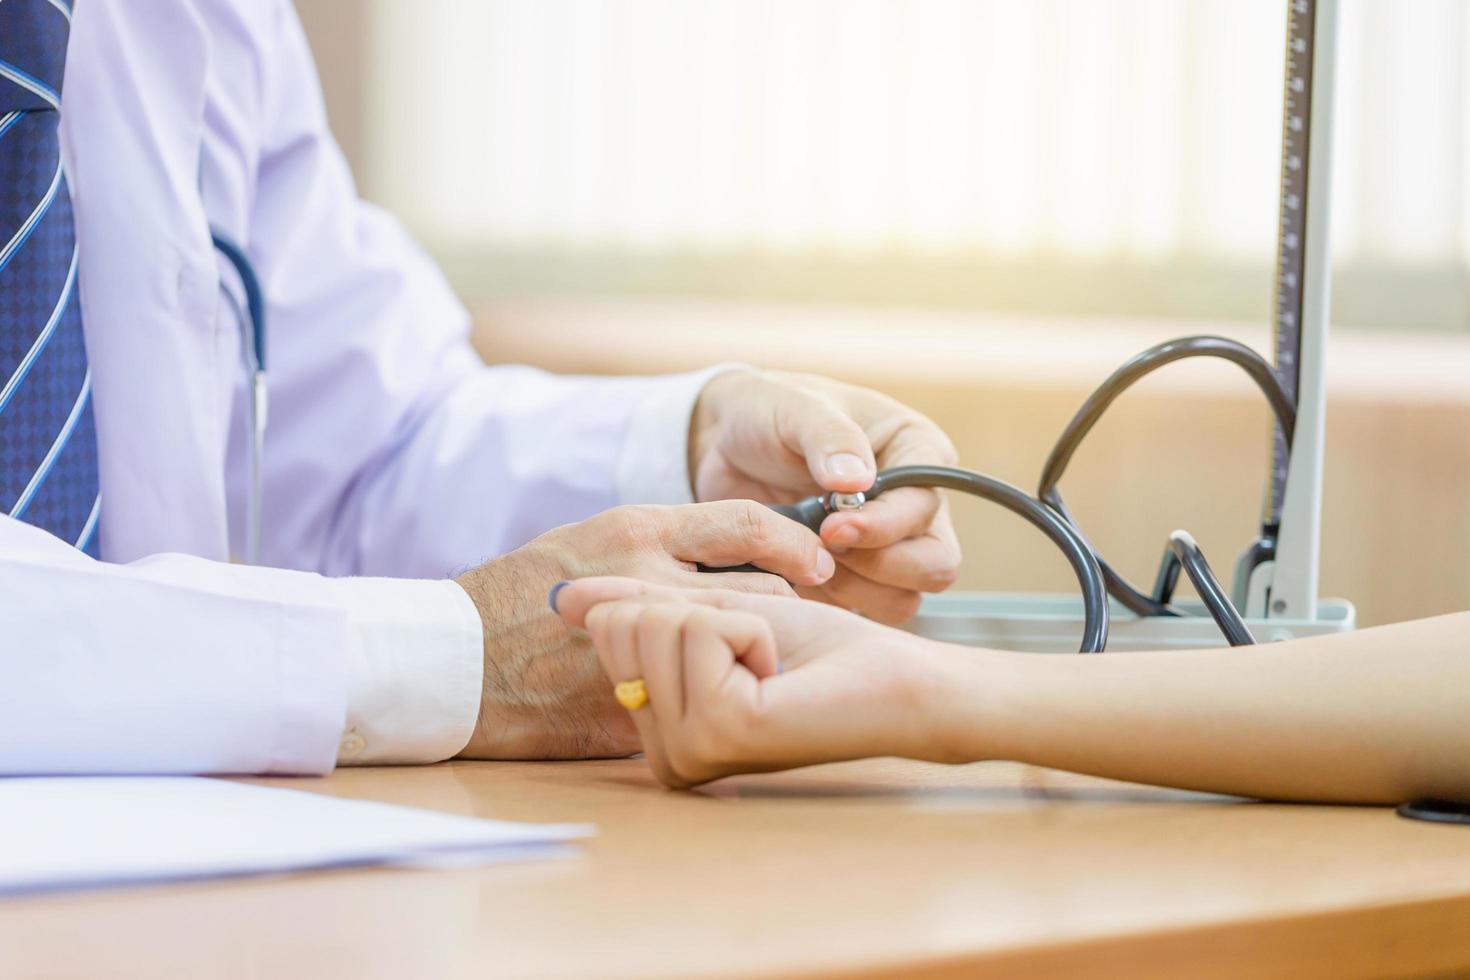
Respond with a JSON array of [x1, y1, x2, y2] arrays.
[[553, 577, 946, 787]]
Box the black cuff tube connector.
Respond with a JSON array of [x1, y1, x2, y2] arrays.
[[1151, 530, 1256, 646]]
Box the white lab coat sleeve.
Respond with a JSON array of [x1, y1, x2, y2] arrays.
[[0, 515, 484, 774], [615, 364, 744, 506], [242, 4, 728, 581], [0, 515, 345, 775]]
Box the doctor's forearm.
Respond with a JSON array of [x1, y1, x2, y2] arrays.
[[924, 614, 1470, 804]]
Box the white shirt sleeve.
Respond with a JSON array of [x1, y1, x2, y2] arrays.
[[0, 514, 485, 775], [332, 577, 483, 765]]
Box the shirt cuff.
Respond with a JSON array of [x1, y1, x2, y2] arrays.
[[329, 576, 484, 765], [615, 363, 747, 506]]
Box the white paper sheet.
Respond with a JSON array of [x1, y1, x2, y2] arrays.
[[0, 776, 592, 896]]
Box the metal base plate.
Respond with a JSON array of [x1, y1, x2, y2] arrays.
[[908, 591, 1356, 654]]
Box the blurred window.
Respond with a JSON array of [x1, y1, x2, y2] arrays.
[[363, 0, 1470, 331]]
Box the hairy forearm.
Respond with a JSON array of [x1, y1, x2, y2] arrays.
[[455, 539, 640, 760], [925, 613, 1470, 804]]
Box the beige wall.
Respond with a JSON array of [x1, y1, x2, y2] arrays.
[[473, 299, 1470, 629], [292, 1, 372, 194]]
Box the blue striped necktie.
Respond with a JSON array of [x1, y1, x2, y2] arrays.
[[0, 0, 101, 557]]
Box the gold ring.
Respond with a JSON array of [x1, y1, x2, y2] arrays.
[[614, 678, 649, 711]]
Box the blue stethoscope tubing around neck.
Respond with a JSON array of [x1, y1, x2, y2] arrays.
[[210, 226, 267, 566]]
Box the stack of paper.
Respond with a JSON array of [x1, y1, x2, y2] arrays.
[[0, 776, 592, 896]]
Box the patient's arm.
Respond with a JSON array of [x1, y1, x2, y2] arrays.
[[554, 577, 1470, 803], [937, 612, 1470, 804]]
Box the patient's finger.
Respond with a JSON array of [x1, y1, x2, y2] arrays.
[[587, 600, 681, 785], [555, 577, 666, 628], [688, 607, 780, 683], [634, 605, 686, 724], [585, 601, 645, 695]]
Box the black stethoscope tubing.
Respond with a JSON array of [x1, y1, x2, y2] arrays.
[[708, 335, 1295, 653]]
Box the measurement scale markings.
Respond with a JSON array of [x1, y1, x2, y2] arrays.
[[1269, 0, 1314, 521]]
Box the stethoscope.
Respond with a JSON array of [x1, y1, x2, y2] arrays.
[[709, 335, 1293, 653], [210, 227, 268, 566]]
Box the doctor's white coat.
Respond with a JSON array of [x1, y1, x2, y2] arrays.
[[0, 0, 710, 774]]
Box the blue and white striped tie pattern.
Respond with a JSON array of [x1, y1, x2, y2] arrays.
[[0, 0, 101, 557]]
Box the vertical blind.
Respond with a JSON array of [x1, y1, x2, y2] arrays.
[[365, 1, 1468, 277]]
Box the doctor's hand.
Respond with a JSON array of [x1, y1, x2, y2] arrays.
[[551, 576, 948, 788], [453, 501, 836, 760], [690, 368, 961, 624]]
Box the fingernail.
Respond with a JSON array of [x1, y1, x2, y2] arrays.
[[814, 548, 836, 581], [826, 453, 870, 480], [548, 581, 569, 613], [830, 525, 860, 548]]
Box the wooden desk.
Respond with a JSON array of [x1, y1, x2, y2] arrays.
[[3, 759, 1470, 979]]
